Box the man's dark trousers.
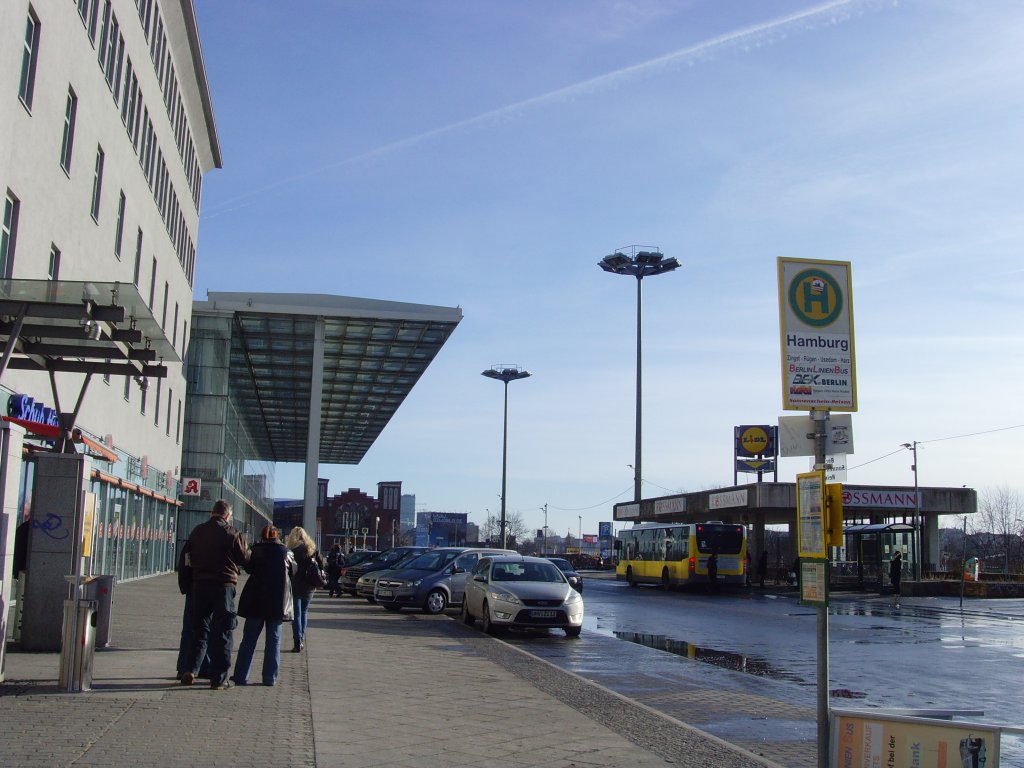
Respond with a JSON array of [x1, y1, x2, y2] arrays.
[[187, 582, 237, 687]]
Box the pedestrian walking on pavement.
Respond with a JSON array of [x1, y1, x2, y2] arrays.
[[890, 550, 903, 603], [232, 525, 296, 687], [180, 499, 249, 690], [757, 550, 768, 588], [326, 542, 344, 597], [286, 526, 324, 652]]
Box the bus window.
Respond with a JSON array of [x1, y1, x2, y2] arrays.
[[695, 525, 744, 554]]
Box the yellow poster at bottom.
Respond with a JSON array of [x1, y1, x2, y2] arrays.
[[832, 710, 1001, 767]]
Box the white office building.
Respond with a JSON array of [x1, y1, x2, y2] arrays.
[[0, 0, 221, 584]]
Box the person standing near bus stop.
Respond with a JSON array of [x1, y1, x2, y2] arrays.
[[890, 550, 903, 604], [180, 500, 249, 690]]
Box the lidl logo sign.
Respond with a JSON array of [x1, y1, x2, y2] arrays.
[[736, 425, 775, 457], [788, 268, 843, 327], [741, 427, 769, 453]]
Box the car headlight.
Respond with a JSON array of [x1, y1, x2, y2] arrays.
[[411, 579, 423, 587], [564, 590, 583, 606], [487, 588, 521, 605]]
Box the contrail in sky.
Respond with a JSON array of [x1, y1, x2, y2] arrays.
[[203, 0, 871, 218]]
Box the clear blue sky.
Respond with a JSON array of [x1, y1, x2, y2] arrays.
[[193, 0, 1023, 537]]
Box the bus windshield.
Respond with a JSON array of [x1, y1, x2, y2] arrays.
[[695, 525, 744, 554]]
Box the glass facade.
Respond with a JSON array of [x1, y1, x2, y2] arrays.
[[87, 477, 177, 579], [179, 312, 274, 549], [6, 389, 181, 583]]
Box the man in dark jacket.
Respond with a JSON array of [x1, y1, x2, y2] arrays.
[[180, 500, 249, 690]]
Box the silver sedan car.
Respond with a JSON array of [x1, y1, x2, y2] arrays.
[[461, 555, 584, 637]]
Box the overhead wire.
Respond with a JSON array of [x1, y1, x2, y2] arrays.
[[847, 424, 1024, 472]]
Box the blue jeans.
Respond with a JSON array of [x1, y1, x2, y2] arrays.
[[232, 617, 283, 685], [187, 583, 237, 688], [176, 591, 211, 676], [292, 595, 310, 645]]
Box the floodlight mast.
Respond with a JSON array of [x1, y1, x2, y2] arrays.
[[598, 246, 680, 502], [481, 364, 531, 548]]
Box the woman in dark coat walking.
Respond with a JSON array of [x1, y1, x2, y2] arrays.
[[232, 525, 295, 686]]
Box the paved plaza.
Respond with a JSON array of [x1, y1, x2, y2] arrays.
[[1, 574, 779, 768]]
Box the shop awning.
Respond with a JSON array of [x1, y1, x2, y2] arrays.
[[2, 416, 119, 462]]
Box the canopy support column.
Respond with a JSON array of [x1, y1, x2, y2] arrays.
[[303, 317, 325, 540]]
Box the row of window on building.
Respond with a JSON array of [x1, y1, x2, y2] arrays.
[[17, 2, 199, 287]]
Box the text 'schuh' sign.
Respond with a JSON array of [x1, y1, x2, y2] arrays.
[[777, 258, 857, 412]]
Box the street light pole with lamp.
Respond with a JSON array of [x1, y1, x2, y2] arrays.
[[901, 441, 922, 580], [482, 364, 532, 549], [540, 504, 548, 555], [599, 246, 680, 503]]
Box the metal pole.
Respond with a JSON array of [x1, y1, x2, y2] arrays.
[[912, 441, 921, 581], [500, 381, 509, 549], [811, 410, 830, 768], [960, 515, 968, 609], [634, 275, 643, 503], [542, 504, 548, 556]]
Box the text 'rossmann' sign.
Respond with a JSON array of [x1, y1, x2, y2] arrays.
[[841, 489, 919, 510]]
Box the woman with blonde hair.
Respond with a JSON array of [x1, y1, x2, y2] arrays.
[[285, 526, 324, 652]]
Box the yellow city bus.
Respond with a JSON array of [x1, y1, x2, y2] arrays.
[[615, 522, 747, 588]]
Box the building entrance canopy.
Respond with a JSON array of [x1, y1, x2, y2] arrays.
[[194, 292, 462, 465], [0, 279, 177, 378]]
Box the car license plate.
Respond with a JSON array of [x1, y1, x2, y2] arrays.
[[377, 588, 393, 598], [531, 610, 557, 618]]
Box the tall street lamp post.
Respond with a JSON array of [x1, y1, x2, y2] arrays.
[[599, 246, 680, 502], [482, 364, 532, 549], [901, 441, 921, 580], [540, 504, 548, 555]]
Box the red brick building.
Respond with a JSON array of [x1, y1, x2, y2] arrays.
[[317, 480, 402, 552]]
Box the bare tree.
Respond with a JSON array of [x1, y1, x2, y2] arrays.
[[975, 486, 1024, 574], [479, 510, 529, 546]]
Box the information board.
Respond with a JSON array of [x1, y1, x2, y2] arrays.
[[796, 470, 827, 559], [778, 257, 857, 411]]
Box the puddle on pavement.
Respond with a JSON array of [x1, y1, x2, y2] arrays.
[[612, 630, 807, 685]]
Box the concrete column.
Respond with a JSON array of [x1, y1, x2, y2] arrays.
[[303, 317, 325, 540], [20, 453, 91, 652], [0, 421, 25, 679], [923, 514, 940, 573]]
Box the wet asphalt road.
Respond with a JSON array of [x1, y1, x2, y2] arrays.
[[494, 575, 1024, 766]]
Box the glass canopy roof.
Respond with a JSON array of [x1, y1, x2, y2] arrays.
[[0, 279, 178, 377], [196, 293, 463, 465]]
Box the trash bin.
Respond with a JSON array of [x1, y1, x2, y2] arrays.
[[59, 598, 97, 692], [964, 557, 980, 582], [85, 575, 115, 648]]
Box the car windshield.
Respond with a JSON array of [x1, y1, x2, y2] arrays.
[[378, 549, 415, 565], [491, 562, 565, 583], [405, 550, 460, 571], [547, 558, 573, 571], [346, 551, 377, 566]]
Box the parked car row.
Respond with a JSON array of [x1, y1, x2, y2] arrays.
[[327, 547, 586, 637]]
